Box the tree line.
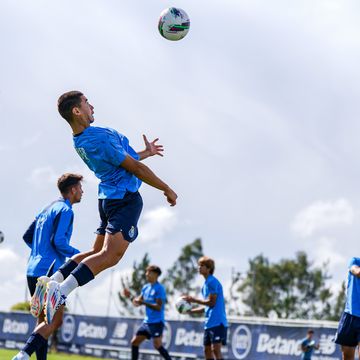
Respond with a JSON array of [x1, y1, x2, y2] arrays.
[[118, 239, 346, 321]]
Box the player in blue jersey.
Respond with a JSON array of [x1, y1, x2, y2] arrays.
[[12, 173, 83, 360], [42, 91, 177, 324], [184, 256, 228, 360], [124, 265, 172, 360], [334, 257, 360, 360], [300, 329, 319, 360]]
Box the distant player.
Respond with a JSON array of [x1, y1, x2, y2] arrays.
[[41, 91, 177, 324], [184, 256, 228, 360], [334, 257, 360, 360], [12, 173, 83, 360], [124, 265, 172, 360], [300, 329, 319, 360]]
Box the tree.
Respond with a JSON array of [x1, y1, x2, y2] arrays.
[[117, 253, 151, 316], [237, 251, 339, 320], [163, 238, 204, 301]]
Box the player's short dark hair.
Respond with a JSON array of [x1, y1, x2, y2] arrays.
[[57, 91, 83, 123], [57, 173, 83, 195], [307, 329, 314, 334], [198, 256, 215, 274], [147, 265, 162, 276]]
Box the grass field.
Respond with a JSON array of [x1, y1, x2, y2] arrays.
[[0, 349, 104, 360]]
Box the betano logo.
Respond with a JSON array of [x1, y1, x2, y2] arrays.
[[2, 319, 29, 334], [175, 328, 203, 347], [231, 325, 252, 359], [256, 334, 302, 356], [77, 321, 107, 339]]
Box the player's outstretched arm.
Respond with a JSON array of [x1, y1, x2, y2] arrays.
[[183, 294, 217, 307], [121, 155, 177, 206], [137, 135, 164, 161]]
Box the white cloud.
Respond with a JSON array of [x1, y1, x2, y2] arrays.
[[312, 237, 347, 270], [28, 166, 58, 185], [291, 198, 354, 237], [138, 207, 178, 244]]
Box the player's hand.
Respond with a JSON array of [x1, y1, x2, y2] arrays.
[[123, 288, 131, 298], [143, 135, 164, 157], [164, 187, 177, 206], [182, 295, 194, 303], [133, 297, 143, 307]]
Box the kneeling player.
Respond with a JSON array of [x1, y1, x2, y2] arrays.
[[124, 265, 172, 360]]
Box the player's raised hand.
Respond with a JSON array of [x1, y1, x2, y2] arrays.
[[143, 134, 164, 157], [164, 187, 177, 206]]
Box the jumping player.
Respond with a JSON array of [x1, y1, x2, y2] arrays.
[[41, 91, 177, 324], [334, 257, 360, 360], [124, 265, 172, 360], [12, 173, 83, 360], [184, 256, 228, 360]]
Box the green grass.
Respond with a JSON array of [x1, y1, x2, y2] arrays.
[[0, 348, 104, 360]]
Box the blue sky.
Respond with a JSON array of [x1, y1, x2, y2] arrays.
[[1, 0, 360, 316]]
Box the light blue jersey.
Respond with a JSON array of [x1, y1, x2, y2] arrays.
[[202, 275, 228, 329], [23, 198, 80, 277], [345, 257, 360, 317], [73, 126, 141, 199], [141, 282, 166, 324]]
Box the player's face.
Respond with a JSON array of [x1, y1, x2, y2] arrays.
[[198, 263, 210, 276], [145, 270, 157, 283], [78, 95, 95, 123], [72, 183, 83, 203]]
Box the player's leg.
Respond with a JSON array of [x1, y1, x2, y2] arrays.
[[45, 194, 143, 324], [204, 345, 214, 360], [342, 346, 355, 360], [211, 343, 223, 360], [131, 323, 150, 360], [11, 307, 64, 360], [153, 336, 172, 360]]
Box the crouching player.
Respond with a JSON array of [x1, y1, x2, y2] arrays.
[[184, 256, 228, 360], [124, 265, 172, 360]]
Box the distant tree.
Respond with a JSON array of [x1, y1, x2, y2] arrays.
[[11, 302, 30, 312], [117, 253, 151, 316], [237, 252, 337, 320], [163, 238, 204, 302]]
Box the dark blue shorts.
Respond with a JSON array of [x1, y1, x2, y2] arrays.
[[334, 312, 360, 347], [204, 324, 228, 346], [27, 276, 37, 296], [136, 322, 164, 339], [96, 191, 143, 242]]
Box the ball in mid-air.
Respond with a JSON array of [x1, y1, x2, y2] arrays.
[[158, 7, 190, 41], [0, 231, 4, 244], [175, 297, 192, 314]]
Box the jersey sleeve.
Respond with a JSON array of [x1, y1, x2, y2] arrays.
[[207, 278, 220, 295], [23, 219, 36, 248], [104, 130, 128, 166], [155, 285, 166, 301], [51, 209, 80, 257]]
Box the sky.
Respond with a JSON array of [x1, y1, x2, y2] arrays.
[[1, 0, 360, 317]]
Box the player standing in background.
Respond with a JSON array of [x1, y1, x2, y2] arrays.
[[184, 256, 228, 360], [334, 257, 360, 360], [12, 173, 83, 360], [300, 329, 319, 360], [43, 91, 177, 324], [124, 265, 172, 360]]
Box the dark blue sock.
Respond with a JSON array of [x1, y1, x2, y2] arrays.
[[35, 341, 48, 360], [157, 346, 172, 360], [131, 345, 139, 360], [23, 333, 47, 356], [58, 259, 78, 279], [71, 263, 94, 286]]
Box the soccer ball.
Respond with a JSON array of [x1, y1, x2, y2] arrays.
[[158, 7, 190, 41], [175, 297, 192, 314], [0, 231, 4, 244]]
